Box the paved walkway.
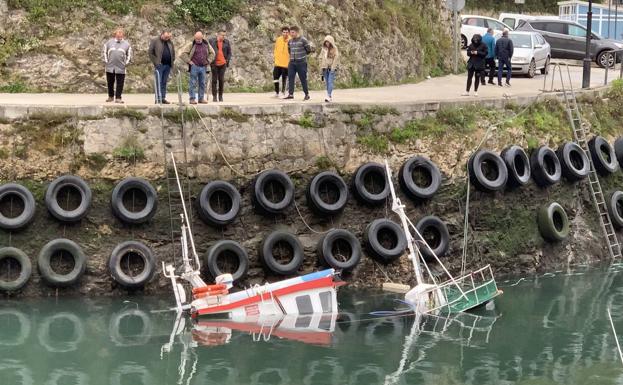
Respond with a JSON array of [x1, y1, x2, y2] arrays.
[[0, 65, 616, 107]]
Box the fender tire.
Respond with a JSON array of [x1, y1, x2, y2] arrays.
[[260, 231, 304, 275], [306, 172, 348, 215], [614, 137, 623, 169], [196, 181, 241, 227], [530, 146, 562, 187], [501, 145, 531, 187], [607, 191, 623, 229], [252, 170, 294, 215], [468, 150, 508, 192], [398, 156, 442, 201], [37, 239, 86, 287], [45, 175, 92, 223], [0, 183, 35, 231], [0, 247, 32, 291], [108, 241, 156, 288], [364, 219, 407, 264], [352, 162, 389, 206], [111, 178, 158, 224], [588, 136, 619, 176], [316, 229, 361, 271], [415, 216, 450, 261], [537, 202, 570, 242], [556, 142, 590, 182], [205, 240, 249, 282]]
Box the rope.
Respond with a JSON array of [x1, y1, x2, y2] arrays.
[[292, 199, 332, 235]]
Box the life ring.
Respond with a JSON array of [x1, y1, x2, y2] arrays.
[[0, 183, 36, 231], [252, 170, 294, 215], [110, 177, 158, 224], [557, 142, 590, 182], [501, 145, 531, 187], [44, 175, 92, 223], [588, 136, 619, 176], [196, 180, 241, 227], [192, 283, 228, 295], [351, 162, 389, 206], [306, 171, 348, 215], [399, 156, 442, 201]]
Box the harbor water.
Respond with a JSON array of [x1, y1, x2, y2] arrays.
[[2, 265, 623, 384]]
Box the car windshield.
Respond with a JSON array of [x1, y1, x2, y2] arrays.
[[509, 34, 532, 48]]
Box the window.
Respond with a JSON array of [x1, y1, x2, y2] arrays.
[[568, 24, 586, 37], [295, 315, 312, 328], [318, 315, 333, 331], [502, 18, 516, 29], [464, 18, 485, 27], [487, 20, 505, 31], [536, 34, 546, 45], [540, 22, 566, 34], [319, 291, 332, 313], [295, 295, 314, 314]]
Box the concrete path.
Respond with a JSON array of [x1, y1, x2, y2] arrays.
[[0, 65, 616, 107]]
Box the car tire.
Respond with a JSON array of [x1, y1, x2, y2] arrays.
[[597, 50, 615, 69], [531, 146, 562, 188], [540, 56, 550, 75], [556, 142, 590, 182], [527, 59, 536, 78], [537, 202, 570, 242]]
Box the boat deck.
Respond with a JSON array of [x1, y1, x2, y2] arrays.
[[446, 280, 501, 313]]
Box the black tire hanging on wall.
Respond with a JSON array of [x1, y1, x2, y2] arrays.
[[537, 203, 570, 242], [614, 137, 623, 169], [398, 156, 442, 201], [260, 230, 304, 275], [204, 240, 249, 282], [500, 145, 531, 187], [468, 150, 508, 192], [364, 219, 407, 264], [111, 178, 158, 225], [45, 175, 92, 223], [607, 191, 623, 229], [0, 247, 32, 291], [306, 172, 349, 215], [252, 170, 295, 215], [556, 142, 590, 182], [108, 241, 156, 288], [531, 146, 562, 187], [415, 216, 450, 261], [316, 229, 361, 272], [588, 136, 619, 176], [0, 183, 36, 231], [37, 239, 86, 287], [196, 181, 241, 227], [352, 162, 389, 206]]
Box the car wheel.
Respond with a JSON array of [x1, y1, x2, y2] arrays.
[[597, 50, 615, 68], [461, 35, 467, 49], [540, 56, 550, 75], [527, 59, 536, 78]]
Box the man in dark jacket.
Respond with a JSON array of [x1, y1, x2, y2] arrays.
[[495, 29, 514, 87], [149, 30, 175, 104], [208, 29, 232, 102], [285, 26, 313, 101], [462, 34, 488, 97], [181, 31, 215, 104]]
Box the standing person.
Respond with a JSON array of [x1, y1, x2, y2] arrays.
[[495, 28, 514, 87], [481, 28, 496, 85], [208, 29, 232, 102], [149, 30, 175, 104], [272, 26, 290, 98], [318, 35, 340, 102], [102, 28, 132, 104], [462, 34, 487, 97], [182, 31, 214, 104], [285, 26, 313, 101]]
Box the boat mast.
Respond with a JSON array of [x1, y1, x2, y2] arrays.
[[385, 161, 424, 285]]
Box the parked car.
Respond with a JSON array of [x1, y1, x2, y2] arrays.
[[499, 13, 559, 30], [495, 31, 552, 78], [461, 15, 512, 49], [516, 19, 623, 67]]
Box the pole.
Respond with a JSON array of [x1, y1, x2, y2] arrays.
[[616, 0, 619, 41], [608, 0, 612, 39], [453, 2, 458, 74], [582, 0, 594, 89]]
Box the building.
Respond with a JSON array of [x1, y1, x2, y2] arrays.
[[559, 0, 623, 40]]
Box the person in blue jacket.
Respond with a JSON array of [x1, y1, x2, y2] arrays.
[[481, 28, 496, 85]]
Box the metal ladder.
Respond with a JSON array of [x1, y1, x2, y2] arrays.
[[155, 69, 194, 265], [547, 63, 622, 259]]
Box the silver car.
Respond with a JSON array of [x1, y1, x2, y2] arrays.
[[496, 31, 552, 78]]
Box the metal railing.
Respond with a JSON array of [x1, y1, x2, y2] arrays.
[[602, 48, 623, 85]]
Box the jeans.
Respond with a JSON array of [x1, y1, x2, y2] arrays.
[[497, 57, 512, 84], [288, 60, 309, 96], [211, 64, 226, 99], [323, 68, 335, 97], [106, 71, 125, 99], [189, 64, 206, 101], [155, 64, 171, 102]]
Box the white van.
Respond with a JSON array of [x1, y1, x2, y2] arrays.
[[499, 13, 559, 30]]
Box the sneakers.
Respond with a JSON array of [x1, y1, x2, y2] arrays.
[[189, 100, 197, 105], [162, 100, 170, 105], [461, 91, 470, 96], [106, 97, 114, 103], [303, 94, 310, 101], [274, 93, 280, 98], [281, 91, 286, 97], [114, 98, 124, 104], [198, 99, 208, 104], [284, 95, 294, 100], [505, 82, 511, 87], [473, 92, 478, 97]]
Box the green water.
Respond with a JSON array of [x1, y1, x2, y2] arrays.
[[3, 266, 623, 384]]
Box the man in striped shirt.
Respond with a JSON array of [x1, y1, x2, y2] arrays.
[[285, 26, 313, 101]]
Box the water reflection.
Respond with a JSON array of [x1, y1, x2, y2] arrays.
[[3, 268, 623, 384]]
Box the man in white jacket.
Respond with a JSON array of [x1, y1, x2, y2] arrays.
[[103, 28, 132, 103]]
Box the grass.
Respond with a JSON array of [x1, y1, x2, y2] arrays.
[[0, 81, 30, 93], [162, 108, 202, 124], [357, 133, 389, 154], [112, 136, 145, 161], [315, 155, 337, 170], [85, 153, 108, 171], [219, 108, 249, 123], [105, 108, 147, 121], [291, 112, 323, 129]]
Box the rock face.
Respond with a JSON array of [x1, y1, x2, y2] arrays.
[[0, 0, 453, 92]]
